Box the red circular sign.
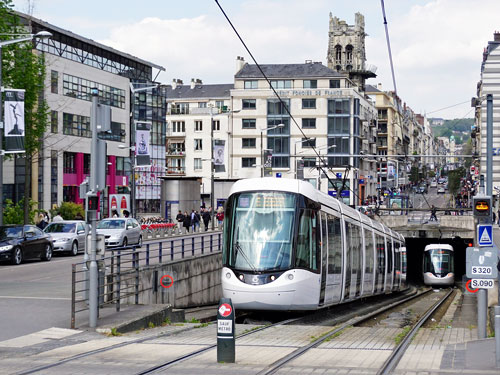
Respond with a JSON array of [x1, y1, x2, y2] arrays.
[[219, 303, 232, 317], [466, 280, 478, 293], [160, 275, 174, 289]]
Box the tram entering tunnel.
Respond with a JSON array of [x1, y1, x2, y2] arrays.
[[405, 236, 473, 285]]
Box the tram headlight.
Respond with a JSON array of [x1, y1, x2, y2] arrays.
[[270, 275, 276, 281], [287, 274, 294, 281], [225, 272, 231, 279], [239, 274, 244, 281], [446, 273, 454, 277]]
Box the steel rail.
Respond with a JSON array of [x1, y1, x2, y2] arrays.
[[377, 288, 454, 375]]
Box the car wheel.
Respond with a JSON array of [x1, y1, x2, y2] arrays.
[[11, 247, 22, 265], [41, 244, 53, 261], [71, 241, 79, 256], [122, 237, 128, 247], [137, 235, 142, 248]]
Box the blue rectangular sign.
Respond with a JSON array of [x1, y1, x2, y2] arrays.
[[477, 224, 493, 246]]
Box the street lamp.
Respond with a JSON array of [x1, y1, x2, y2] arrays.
[[0, 30, 52, 225], [294, 138, 317, 179], [260, 123, 285, 177]]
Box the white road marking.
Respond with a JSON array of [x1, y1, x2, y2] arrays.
[[0, 327, 81, 348], [0, 295, 70, 300]]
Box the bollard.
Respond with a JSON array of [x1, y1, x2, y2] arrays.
[[217, 298, 235, 363], [496, 306, 500, 368]]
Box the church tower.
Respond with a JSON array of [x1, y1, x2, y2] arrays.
[[327, 12, 376, 90]]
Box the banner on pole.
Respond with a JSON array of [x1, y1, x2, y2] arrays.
[[4, 89, 26, 152], [263, 150, 273, 176], [135, 121, 151, 166], [214, 139, 225, 172]]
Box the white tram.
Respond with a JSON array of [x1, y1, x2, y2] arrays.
[[221, 178, 407, 311], [422, 244, 454, 286]]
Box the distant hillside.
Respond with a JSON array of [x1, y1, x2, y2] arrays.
[[431, 118, 473, 144]]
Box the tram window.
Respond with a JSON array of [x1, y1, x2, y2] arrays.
[[364, 229, 374, 273], [387, 240, 393, 272], [376, 235, 385, 273], [327, 214, 342, 273], [348, 223, 362, 275], [296, 209, 318, 271]]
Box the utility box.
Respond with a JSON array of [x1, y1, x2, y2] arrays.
[[217, 298, 235, 363]]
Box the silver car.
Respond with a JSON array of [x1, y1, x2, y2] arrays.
[[96, 218, 142, 248], [44, 220, 86, 256]]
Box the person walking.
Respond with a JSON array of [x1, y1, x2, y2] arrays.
[[194, 210, 201, 232], [497, 208, 500, 227], [202, 208, 211, 231], [36, 213, 48, 230], [52, 211, 63, 222], [176, 210, 184, 234], [182, 211, 191, 233], [216, 208, 224, 228], [430, 205, 437, 222]]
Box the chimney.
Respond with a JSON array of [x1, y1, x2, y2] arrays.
[[236, 56, 245, 73], [190, 79, 196, 89], [305, 59, 312, 64], [377, 83, 383, 90], [494, 31, 500, 42]]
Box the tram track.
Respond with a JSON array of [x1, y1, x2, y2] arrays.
[[13, 287, 437, 375]]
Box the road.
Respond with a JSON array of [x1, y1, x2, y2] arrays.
[[0, 230, 221, 342], [407, 185, 455, 223]]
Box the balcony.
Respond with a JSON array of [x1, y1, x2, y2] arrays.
[[166, 129, 186, 138], [164, 167, 186, 175], [166, 150, 185, 156]]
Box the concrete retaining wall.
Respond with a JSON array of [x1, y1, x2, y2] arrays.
[[120, 253, 222, 308]]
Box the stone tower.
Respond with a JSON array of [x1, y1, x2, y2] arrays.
[[327, 12, 375, 90]]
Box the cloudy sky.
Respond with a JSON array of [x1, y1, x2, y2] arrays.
[[11, 0, 500, 119]]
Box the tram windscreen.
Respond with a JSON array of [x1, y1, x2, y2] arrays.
[[227, 192, 296, 271], [423, 249, 454, 276]]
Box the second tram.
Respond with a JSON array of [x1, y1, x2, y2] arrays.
[[423, 244, 454, 286]]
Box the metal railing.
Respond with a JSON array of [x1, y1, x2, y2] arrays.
[[70, 231, 222, 329]]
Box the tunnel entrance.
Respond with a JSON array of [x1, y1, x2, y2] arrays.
[[405, 236, 473, 284]]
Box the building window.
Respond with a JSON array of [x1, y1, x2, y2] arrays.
[[50, 110, 58, 133], [270, 80, 292, 89], [215, 100, 224, 109], [83, 154, 90, 174], [242, 99, 256, 109], [51, 150, 58, 207], [302, 98, 316, 109], [302, 118, 316, 129], [244, 80, 258, 89], [242, 157, 256, 168], [194, 139, 203, 151], [303, 157, 316, 167], [242, 119, 256, 129], [63, 113, 91, 138], [212, 119, 220, 131], [199, 102, 207, 108], [168, 142, 185, 155], [63, 152, 76, 174], [172, 121, 185, 133], [330, 79, 340, 88], [116, 157, 125, 176], [301, 138, 316, 148], [303, 80, 317, 89], [242, 138, 256, 148], [51, 70, 58, 94], [194, 158, 202, 170], [328, 99, 350, 115], [62, 73, 125, 108], [195, 120, 203, 131], [268, 100, 289, 115], [328, 117, 350, 134]]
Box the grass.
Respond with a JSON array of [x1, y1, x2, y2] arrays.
[[310, 325, 350, 343], [109, 327, 121, 336], [194, 323, 209, 328], [148, 322, 155, 329], [394, 325, 412, 346], [186, 318, 201, 323], [241, 326, 263, 335]]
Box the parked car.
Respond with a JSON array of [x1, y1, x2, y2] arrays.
[[0, 225, 53, 265], [44, 220, 86, 256], [430, 181, 437, 188], [418, 186, 428, 194], [437, 187, 446, 194], [96, 218, 142, 248]]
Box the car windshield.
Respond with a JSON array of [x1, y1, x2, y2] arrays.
[[97, 220, 125, 229], [0, 226, 23, 240], [44, 223, 76, 233]]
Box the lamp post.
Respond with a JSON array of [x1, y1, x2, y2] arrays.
[[294, 138, 317, 179], [0, 31, 51, 225], [260, 123, 284, 177]]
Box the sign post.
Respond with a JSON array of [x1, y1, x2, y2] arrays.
[[217, 298, 235, 363]]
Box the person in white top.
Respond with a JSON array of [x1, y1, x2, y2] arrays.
[[52, 212, 63, 222]]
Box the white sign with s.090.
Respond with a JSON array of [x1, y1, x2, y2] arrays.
[[471, 279, 494, 289], [471, 266, 492, 275]]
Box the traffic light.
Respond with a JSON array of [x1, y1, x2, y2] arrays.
[[473, 195, 492, 218], [87, 195, 99, 211]]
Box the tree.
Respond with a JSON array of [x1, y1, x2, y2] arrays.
[[448, 167, 466, 197], [50, 202, 84, 220], [4, 198, 37, 224], [1, 3, 49, 223], [409, 166, 419, 184]]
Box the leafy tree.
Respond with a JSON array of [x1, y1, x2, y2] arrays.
[[409, 166, 419, 184], [1, 3, 49, 223], [428, 170, 436, 178], [448, 167, 466, 197], [4, 198, 37, 224], [50, 202, 85, 220]]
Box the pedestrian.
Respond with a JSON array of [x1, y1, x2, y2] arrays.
[[176, 210, 184, 234], [75, 212, 84, 221], [52, 211, 63, 222], [430, 205, 437, 222], [194, 210, 201, 232], [202, 209, 211, 231], [498, 209, 500, 227], [112, 209, 119, 218], [216, 208, 224, 227], [36, 213, 48, 230], [183, 211, 191, 233]]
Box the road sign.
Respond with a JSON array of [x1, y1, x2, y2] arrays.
[[466, 246, 498, 279], [477, 224, 493, 246], [470, 279, 495, 289], [218, 303, 232, 317]]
